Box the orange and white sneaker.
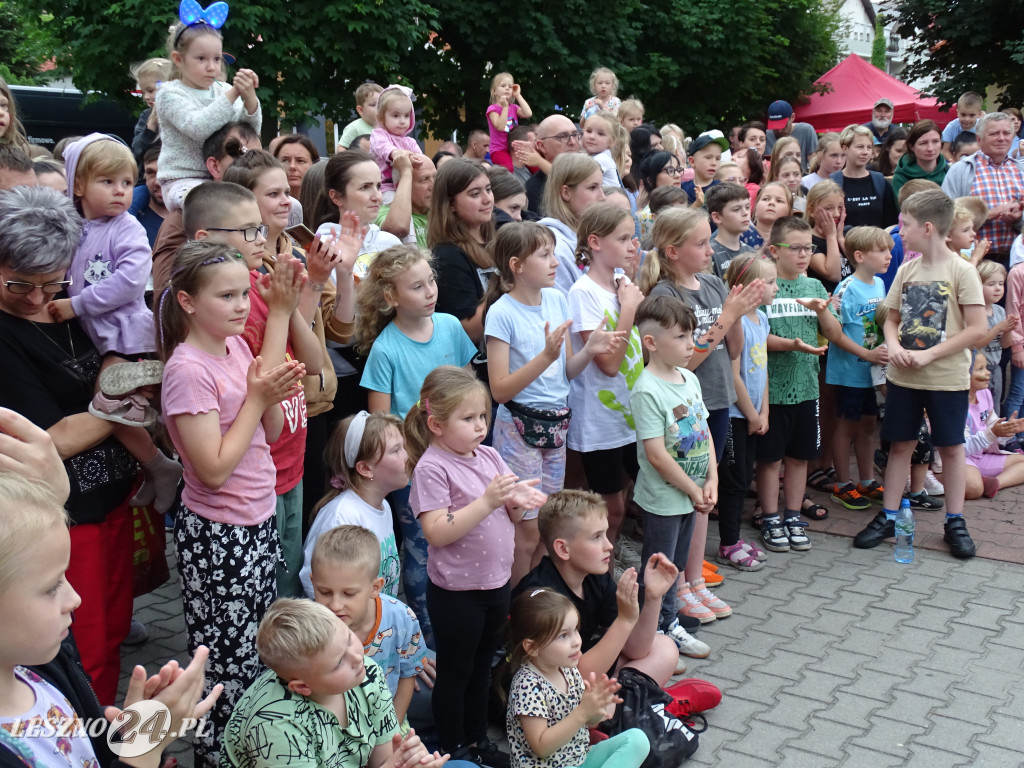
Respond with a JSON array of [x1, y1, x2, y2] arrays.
[[702, 560, 724, 587], [690, 577, 733, 618], [677, 582, 716, 624]]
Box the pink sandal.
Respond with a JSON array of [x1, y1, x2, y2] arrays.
[[89, 392, 157, 428], [717, 542, 764, 572]]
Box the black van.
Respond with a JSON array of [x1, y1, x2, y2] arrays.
[[10, 84, 138, 151]]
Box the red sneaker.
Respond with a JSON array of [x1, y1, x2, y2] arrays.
[[664, 678, 722, 717]]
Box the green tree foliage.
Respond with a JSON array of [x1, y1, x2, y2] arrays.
[[0, 2, 58, 84], [21, 0, 843, 136], [886, 0, 1024, 108], [871, 13, 886, 70]]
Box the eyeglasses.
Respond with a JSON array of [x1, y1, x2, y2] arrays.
[[773, 243, 816, 256], [661, 166, 685, 177], [2, 276, 72, 295], [205, 225, 269, 242], [538, 131, 582, 145]]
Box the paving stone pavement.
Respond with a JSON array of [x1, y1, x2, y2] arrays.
[[122, 524, 1024, 767]]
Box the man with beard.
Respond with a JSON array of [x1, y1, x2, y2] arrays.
[[133, 145, 166, 247], [864, 98, 897, 144]]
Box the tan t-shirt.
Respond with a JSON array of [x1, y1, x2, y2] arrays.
[[882, 254, 984, 391]]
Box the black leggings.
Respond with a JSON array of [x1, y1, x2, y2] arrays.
[[428, 580, 511, 751], [718, 418, 757, 547]]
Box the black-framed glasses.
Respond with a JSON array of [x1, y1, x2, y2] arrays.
[[2, 275, 72, 295], [539, 131, 582, 145], [206, 225, 269, 242], [773, 243, 816, 256], [661, 165, 685, 176]]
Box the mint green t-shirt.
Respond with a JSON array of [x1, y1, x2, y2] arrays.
[[340, 117, 375, 148], [632, 367, 711, 516], [375, 205, 428, 247], [764, 275, 828, 405]]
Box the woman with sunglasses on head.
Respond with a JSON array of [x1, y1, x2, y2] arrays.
[[0, 186, 144, 707]]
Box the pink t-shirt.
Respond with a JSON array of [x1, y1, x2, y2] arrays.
[[162, 335, 276, 526], [410, 444, 515, 591], [242, 270, 307, 495], [486, 103, 520, 155]]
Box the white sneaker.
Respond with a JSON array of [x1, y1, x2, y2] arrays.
[[924, 470, 945, 496], [661, 618, 711, 658]]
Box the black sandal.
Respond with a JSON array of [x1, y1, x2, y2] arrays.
[[806, 468, 837, 492], [801, 495, 829, 521]]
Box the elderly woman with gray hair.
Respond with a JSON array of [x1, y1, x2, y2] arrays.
[[0, 185, 140, 705]]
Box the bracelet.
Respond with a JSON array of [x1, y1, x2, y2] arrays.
[[307, 281, 325, 292]]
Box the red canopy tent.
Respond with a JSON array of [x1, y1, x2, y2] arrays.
[[793, 54, 956, 132]]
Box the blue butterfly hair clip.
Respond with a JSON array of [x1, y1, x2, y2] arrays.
[[174, 0, 229, 46]]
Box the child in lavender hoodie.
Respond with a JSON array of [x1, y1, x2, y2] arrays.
[[369, 84, 426, 203], [48, 133, 182, 512]]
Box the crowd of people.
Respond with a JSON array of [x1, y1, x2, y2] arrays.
[[1, 7, 1024, 768]]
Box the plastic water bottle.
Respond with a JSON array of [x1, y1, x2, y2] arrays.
[[894, 498, 914, 563]]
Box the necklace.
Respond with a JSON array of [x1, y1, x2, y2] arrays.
[[28, 318, 76, 360]]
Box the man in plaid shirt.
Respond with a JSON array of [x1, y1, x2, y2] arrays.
[[943, 111, 1024, 259]]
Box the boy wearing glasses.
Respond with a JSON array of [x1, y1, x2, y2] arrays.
[[190, 180, 321, 597], [756, 216, 843, 553]]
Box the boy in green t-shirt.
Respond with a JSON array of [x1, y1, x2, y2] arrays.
[[756, 216, 843, 554], [632, 295, 718, 658], [221, 598, 447, 768]]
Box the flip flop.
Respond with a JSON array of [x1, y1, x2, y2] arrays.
[[801, 495, 829, 521]]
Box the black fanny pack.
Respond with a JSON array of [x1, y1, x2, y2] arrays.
[[505, 400, 572, 449]]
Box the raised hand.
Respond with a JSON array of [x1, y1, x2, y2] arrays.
[[543, 320, 572, 361], [614, 567, 640, 622], [580, 672, 622, 724], [258, 257, 305, 315], [585, 317, 629, 355], [724, 279, 766, 316], [641, 553, 678, 600]]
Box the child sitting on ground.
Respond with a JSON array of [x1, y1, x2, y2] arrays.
[[310, 525, 433, 732], [515, 490, 685, 686], [505, 588, 650, 768], [963, 351, 1024, 499], [221, 598, 448, 768]]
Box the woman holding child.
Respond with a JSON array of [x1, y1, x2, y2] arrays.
[[0, 186, 139, 706]]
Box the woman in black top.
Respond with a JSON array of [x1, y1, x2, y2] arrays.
[[426, 158, 496, 345]]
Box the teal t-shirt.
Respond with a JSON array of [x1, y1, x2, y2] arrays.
[[764, 275, 828, 405], [825, 274, 885, 389], [631, 367, 711, 516]]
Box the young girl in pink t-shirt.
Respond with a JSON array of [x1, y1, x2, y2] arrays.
[[407, 366, 547, 763], [156, 240, 304, 767], [486, 72, 533, 172]]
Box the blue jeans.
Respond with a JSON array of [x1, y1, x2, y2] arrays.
[[1006, 364, 1024, 431], [390, 485, 433, 649]]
